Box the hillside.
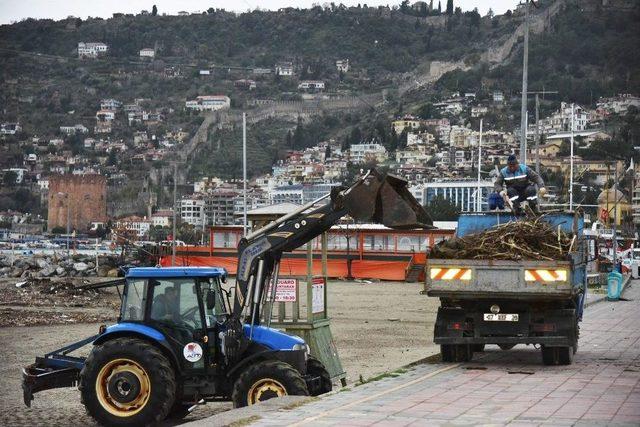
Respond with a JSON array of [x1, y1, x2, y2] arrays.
[[434, 1, 640, 106], [0, 0, 638, 186]]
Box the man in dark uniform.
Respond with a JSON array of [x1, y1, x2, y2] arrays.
[[494, 154, 547, 214]]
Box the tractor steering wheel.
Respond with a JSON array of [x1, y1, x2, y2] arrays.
[[180, 306, 200, 328]]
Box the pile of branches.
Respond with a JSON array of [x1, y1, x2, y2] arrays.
[[430, 217, 576, 261]]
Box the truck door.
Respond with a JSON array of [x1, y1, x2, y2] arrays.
[[148, 278, 208, 372]]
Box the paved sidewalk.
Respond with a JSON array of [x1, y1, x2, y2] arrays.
[[246, 281, 640, 426]]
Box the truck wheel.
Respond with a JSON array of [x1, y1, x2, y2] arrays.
[[232, 360, 308, 408], [541, 346, 574, 365], [455, 344, 473, 362], [558, 347, 574, 365], [498, 344, 516, 351], [441, 345, 455, 362], [80, 337, 176, 426], [307, 357, 332, 396], [473, 344, 485, 352]]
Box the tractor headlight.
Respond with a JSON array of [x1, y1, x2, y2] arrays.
[[292, 343, 310, 360]]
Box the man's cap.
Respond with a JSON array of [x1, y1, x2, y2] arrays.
[[507, 154, 518, 165]]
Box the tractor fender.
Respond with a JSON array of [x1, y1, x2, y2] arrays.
[[227, 344, 307, 379], [93, 323, 182, 375]]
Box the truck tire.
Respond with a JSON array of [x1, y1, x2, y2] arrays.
[[455, 344, 473, 362], [79, 337, 176, 426], [473, 344, 485, 352], [232, 360, 308, 408], [307, 357, 332, 396], [498, 344, 516, 351], [558, 347, 574, 365], [440, 345, 455, 362], [541, 346, 574, 366]]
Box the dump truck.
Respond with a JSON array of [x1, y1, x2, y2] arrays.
[[424, 212, 586, 365], [23, 169, 431, 426]]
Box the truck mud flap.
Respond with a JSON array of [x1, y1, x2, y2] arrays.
[[22, 364, 80, 407], [434, 307, 466, 339]]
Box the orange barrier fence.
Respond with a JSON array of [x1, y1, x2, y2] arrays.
[[160, 255, 411, 281]]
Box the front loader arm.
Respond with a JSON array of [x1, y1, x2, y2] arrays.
[[221, 169, 432, 363]]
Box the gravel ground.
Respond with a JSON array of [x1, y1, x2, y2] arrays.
[[0, 279, 440, 426]]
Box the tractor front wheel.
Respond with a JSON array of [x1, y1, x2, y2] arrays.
[[79, 337, 176, 426], [232, 360, 308, 408], [307, 357, 332, 396]]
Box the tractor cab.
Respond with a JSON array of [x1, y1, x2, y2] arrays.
[[116, 267, 231, 371]]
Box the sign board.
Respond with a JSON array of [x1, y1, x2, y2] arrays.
[[311, 277, 325, 314], [267, 278, 297, 302]]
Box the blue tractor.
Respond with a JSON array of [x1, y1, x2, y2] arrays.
[[22, 170, 431, 425]]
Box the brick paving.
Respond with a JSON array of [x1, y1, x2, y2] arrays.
[[251, 282, 640, 426]]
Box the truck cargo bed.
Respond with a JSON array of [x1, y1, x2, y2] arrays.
[[425, 258, 576, 299]]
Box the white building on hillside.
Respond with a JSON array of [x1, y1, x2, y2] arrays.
[[533, 102, 588, 136], [275, 62, 294, 76], [78, 42, 108, 58], [185, 95, 231, 111], [139, 48, 155, 58], [597, 94, 640, 115], [298, 81, 325, 92], [336, 59, 350, 73], [116, 216, 152, 237], [348, 143, 387, 164], [1, 122, 22, 135], [180, 196, 205, 227]]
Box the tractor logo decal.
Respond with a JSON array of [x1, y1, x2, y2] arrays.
[[183, 342, 203, 363]]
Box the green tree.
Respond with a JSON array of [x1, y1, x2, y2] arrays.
[[446, 0, 453, 15], [107, 150, 117, 166], [3, 171, 18, 187], [152, 5, 158, 16], [437, 0, 441, 13], [51, 226, 66, 234], [425, 195, 460, 221]]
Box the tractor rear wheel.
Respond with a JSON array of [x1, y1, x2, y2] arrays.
[[232, 360, 308, 408], [307, 357, 332, 396], [79, 337, 176, 426]]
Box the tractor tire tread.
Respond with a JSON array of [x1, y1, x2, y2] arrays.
[[307, 357, 332, 396], [79, 337, 176, 426], [232, 360, 308, 408]]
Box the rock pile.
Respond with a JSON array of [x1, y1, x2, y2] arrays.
[[0, 254, 124, 279]]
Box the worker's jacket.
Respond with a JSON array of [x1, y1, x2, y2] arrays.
[[494, 164, 544, 192]]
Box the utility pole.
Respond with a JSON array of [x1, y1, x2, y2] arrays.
[[525, 90, 558, 173], [519, 0, 530, 164], [243, 112, 248, 236], [477, 119, 483, 212], [172, 162, 177, 266], [613, 165, 618, 268], [569, 103, 575, 211]]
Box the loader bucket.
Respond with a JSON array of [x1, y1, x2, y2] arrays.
[[343, 169, 433, 229]]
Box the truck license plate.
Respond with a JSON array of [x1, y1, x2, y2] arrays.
[[483, 313, 519, 322]]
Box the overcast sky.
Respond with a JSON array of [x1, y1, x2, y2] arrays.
[[0, 1, 521, 25]]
